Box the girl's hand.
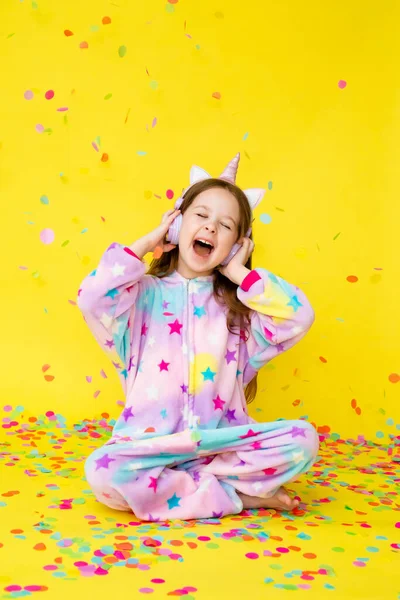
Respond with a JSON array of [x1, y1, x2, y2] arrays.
[[218, 237, 254, 283], [147, 209, 181, 257]]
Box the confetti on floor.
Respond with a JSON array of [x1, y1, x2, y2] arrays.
[[0, 410, 399, 599]]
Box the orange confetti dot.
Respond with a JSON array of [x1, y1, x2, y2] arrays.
[[153, 246, 163, 259], [11, 529, 24, 534], [355, 407, 361, 415], [102, 16, 112, 24], [319, 356, 327, 363], [187, 541, 197, 549], [44, 375, 55, 382], [42, 364, 51, 372], [34, 543, 46, 551], [317, 425, 330, 434], [212, 92, 221, 99], [304, 553, 317, 559], [347, 275, 358, 283], [101, 153, 109, 162], [80, 41, 89, 49], [101, 412, 109, 419], [144, 427, 155, 433], [292, 399, 300, 406], [64, 30, 74, 37], [351, 399, 357, 409], [389, 373, 400, 383], [168, 0, 179, 3]]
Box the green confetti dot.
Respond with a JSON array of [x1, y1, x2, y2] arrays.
[[118, 45, 127, 58], [104, 93, 113, 100], [332, 547, 345, 552], [206, 543, 219, 549], [270, 564, 283, 570]]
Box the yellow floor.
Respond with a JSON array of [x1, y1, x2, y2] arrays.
[[1, 418, 399, 600]]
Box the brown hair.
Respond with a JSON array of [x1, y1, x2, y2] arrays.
[[147, 177, 258, 404]]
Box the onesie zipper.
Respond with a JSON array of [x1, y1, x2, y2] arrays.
[[183, 279, 190, 429]]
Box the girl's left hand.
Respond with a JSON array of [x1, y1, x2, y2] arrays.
[[217, 237, 254, 281]]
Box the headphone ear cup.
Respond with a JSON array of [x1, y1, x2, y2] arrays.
[[167, 212, 182, 245], [220, 243, 240, 266]]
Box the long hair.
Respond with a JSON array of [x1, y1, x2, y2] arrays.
[[147, 178, 258, 404]]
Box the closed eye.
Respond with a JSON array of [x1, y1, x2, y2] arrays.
[[196, 214, 231, 230]]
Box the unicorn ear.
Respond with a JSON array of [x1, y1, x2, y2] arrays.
[[190, 165, 212, 185], [243, 188, 266, 211]]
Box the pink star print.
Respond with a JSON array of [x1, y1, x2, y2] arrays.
[[263, 467, 277, 475], [213, 395, 225, 410], [239, 428, 262, 439], [141, 323, 148, 336], [95, 453, 116, 471], [148, 477, 158, 493], [168, 319, 183, 335], [158, 359, 170, 372], [251, 441, 263, 450]]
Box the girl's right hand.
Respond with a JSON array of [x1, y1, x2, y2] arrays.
[[145, 209, 181, 255]]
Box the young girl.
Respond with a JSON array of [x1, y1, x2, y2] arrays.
[[77, 153, 319, 522]]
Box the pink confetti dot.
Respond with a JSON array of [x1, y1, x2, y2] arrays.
[[57, 107, 69, 112], [40, 228, 55, 244], [276, 547, 289, 553], [36, 124, 45, 133], [353, 561, 366, 567], [198, 536, 210, 541], [395, 522, 400, 528], [245, 552, 259, 559], [45, 90, 55, 100], [25, 586, 42, 592], [166, 189, 174, 199], [3, 405, 12, 412], [150, 579, 165, 584], [338, 80, 347, 89], [139, 589, 153, 594], [46, 411, 55, 417], [24, 90, 34, 100]]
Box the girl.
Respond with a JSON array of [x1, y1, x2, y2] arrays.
[[77, 153, 319, 522]]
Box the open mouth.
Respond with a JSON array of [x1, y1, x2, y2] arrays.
[[192, 239, 215, 258]]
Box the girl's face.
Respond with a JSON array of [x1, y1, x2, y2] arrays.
[[176, 187, 241, 279]]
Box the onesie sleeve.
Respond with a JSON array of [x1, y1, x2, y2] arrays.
[[76, 242, 147, 372], [236, 268, 315, 384]]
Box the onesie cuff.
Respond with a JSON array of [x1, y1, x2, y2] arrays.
[[240, 269, 262, 292], [123, 247, 142, 261]]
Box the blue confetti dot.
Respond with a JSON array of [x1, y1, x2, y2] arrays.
[[40, 195, 49, 204], [260, 213, 272, 224], [376, 431, 384, 438]]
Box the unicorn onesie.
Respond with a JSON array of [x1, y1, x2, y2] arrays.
[[78, 153, 319, 521]]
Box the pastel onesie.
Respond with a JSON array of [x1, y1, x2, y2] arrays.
[[78, 242, 319, 521]]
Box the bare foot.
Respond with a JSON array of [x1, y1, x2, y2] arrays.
[[237, 486, 299, 511]]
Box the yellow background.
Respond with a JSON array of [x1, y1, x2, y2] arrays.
[[1, 0, 399, 444], [1, 2, 399, 600]]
